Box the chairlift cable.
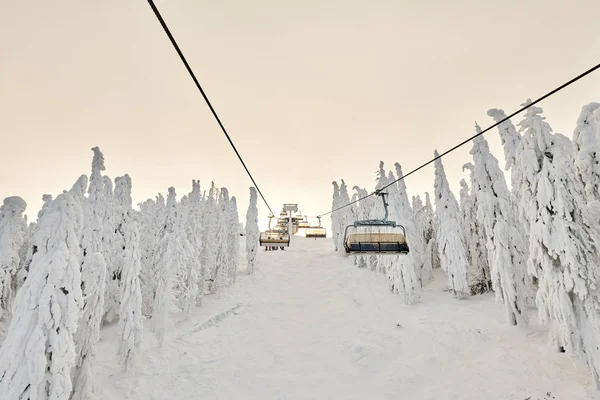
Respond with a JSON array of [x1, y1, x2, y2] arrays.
[[318, 60, 600, 218], [146, 0, 274, 216]]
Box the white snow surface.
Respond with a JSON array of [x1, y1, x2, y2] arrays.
[[94, 237, 597, 399]]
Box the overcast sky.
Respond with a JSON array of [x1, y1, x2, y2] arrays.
[[2, 0, 599, 232]]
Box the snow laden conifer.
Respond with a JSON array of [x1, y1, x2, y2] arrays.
[[0, 192, 83, 400], [18, 194, 54, 285], [114, 174, 143, 371], [337, 180, 351, 257], [16, 218, 34, 289], [152, 187, 181, 346], [424, 192, 434, 243], [213, 188, 232, 294], [330, 181, 341, 252], [245, 187, 259, 274], [72, 147, 108, 400], [413, 194, 433, 285], [433, 151, 469, 298], [0, 196, 28, 323], [470, 129, 528, 325], [386, 164, 420, 304], [184, 180, 205, 306], [412, 195, 427, 250], [138, 198, 158, 316], [228, 196, 240, 284], [103, 176, 121, 323], [178, 196, 200, 317], [487, 107, 534, 304], [516, 100, 600, 384], [395, 163, 425, 268], [573, 103, 600, 207], [202, 183, 219, 293], [68, 175, 88, 207], [460, 163, 490, 294], [424, 192, 441, 272]]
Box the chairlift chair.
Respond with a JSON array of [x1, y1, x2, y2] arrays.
[[343, 191, 409, 254], [305, 216, 327, 238], [259, 215, 290, 248]]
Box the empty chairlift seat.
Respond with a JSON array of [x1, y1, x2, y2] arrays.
[[344, 231, 408, 253], [305, 226, 327, 238], [259, 230, 290, 247], [299, 220, 310, 229], [305, 216, 327, 238], [342, 191, 410, 255]]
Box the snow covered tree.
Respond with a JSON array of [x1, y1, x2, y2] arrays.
[[15, 219, 34, 288], [573, 103, 600, 205], [395, 163, 425, 268], [213, 188, 232, 294], [470, 129, 528, 325], [152, 187, 181, 346], [228, 196, 240, 284], [433, 150, 469, 298], [245, 187, 259, 274], [69, 175, 88, 207], [0, 192, 83, 400], [0, 196, 28, 323], [330, 181, 341, 252], [424, 192, 435, 243], [184, 180, 205, 305], [421, 238, 436, 285], [488, 107, 534, 304], [459, 178, 473, 263], [424, 192, 441, 272], [386, 164, 420, 304], [515, 100, 600, 384], [71, 253, 106, 400], [72, 147, 108, 400], [202, 183, 219, 293], [487, 108, 522, 187], [178, 197, 199, 317], [138, 198, 158, 316], [460, 163, 490, 294], [114, 174, 143, 371], [18, 194, 53, 285], [412, 195, 427, 251], [117, 218, 143, 371], [102, 175, 121, 324]]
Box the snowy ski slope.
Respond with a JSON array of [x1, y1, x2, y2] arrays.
[[95, 237, 597, 400]]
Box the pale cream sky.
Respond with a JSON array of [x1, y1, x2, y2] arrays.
[[2, 0, 600, 233]]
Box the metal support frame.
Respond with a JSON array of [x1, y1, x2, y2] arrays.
[[283, 203, 298, 239]]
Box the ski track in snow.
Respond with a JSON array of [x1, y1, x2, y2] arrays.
[[95, 237, 599, 400]]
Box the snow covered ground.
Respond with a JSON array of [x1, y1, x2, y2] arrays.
[[95, 237, 598, 400]]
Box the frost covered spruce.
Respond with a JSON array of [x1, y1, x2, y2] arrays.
[[386, 163, 420, 304], [0, 192, 83, 400], [245, 187, 259, 274], [469, 125, 528, 325], [113, 174, 143, 371], [72, 147, 108, 400], [514, 100, 600, 386], [433, 151, 469, 298], [0, 196, 28, 323]]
